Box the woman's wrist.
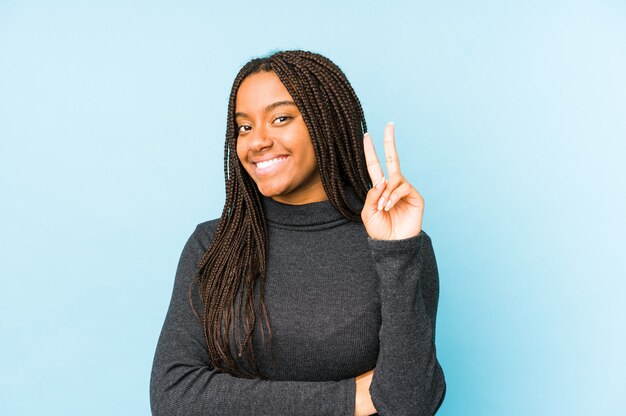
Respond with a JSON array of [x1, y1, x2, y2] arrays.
[[354, 370, 376, 416]]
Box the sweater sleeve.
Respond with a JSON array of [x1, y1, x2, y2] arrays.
[[150, 223, 356, 416], [367, 231, 446, 416]]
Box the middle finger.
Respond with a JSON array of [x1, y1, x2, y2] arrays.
[[383, 122, 401, 177]]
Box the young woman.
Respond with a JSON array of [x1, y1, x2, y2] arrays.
[[150, 50, 446, 415]]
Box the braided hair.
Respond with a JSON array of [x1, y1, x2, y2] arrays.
[[192, 50, 371, 378]]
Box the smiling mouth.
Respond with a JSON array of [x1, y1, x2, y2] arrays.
[[254, 156, 289, 172]]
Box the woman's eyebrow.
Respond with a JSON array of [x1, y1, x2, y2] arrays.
[[235, 100, 297, 118]]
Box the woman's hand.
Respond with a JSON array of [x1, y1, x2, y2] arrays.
[[354, 369, 377, 416], [361, 123, 424, 240]]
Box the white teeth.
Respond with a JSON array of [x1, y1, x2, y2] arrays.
[[256, 156, 286, 169]]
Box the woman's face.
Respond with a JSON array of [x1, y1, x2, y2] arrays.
[[235, 71, 327, 205]]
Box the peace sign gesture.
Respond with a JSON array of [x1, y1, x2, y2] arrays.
[[361, 123, 424, 240]]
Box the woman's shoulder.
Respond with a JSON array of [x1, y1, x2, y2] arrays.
[[181, 218, 221, 258], [195, 218, 220, 238]]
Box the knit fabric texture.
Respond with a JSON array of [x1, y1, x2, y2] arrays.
[[150, 193, 446, 415]]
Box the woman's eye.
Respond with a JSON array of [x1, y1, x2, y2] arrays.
[[274, 116, 291, 124], [238, 125, 251, 133]]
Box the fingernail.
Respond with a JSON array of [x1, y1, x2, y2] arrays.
[[388, 121, 394, 126], [364, 132, 370, 140], [377, 196, 386, 211], [384, 199, 393, 211]]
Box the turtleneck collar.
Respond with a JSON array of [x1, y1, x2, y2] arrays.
[[261, 186, 364, 231]]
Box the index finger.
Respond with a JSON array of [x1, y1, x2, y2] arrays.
[[363, 132, 385, 185], [383, 122, 401, 177]]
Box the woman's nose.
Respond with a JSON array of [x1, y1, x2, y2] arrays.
[[248, 125, 274, 152]]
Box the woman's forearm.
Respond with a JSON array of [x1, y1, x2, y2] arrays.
[[367, 231, 446, 415]]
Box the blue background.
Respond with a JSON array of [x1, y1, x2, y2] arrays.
[[1, 1, 624, 414]]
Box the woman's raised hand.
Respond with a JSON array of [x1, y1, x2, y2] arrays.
[[361, 123, 424, 240]]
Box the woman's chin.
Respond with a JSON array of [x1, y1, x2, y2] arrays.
[[257, 184, 289, 199]]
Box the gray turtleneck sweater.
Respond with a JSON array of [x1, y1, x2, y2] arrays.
[[150, 195, 446, 415]]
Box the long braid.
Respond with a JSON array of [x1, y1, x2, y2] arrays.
[[191, 50, 371, 378]]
